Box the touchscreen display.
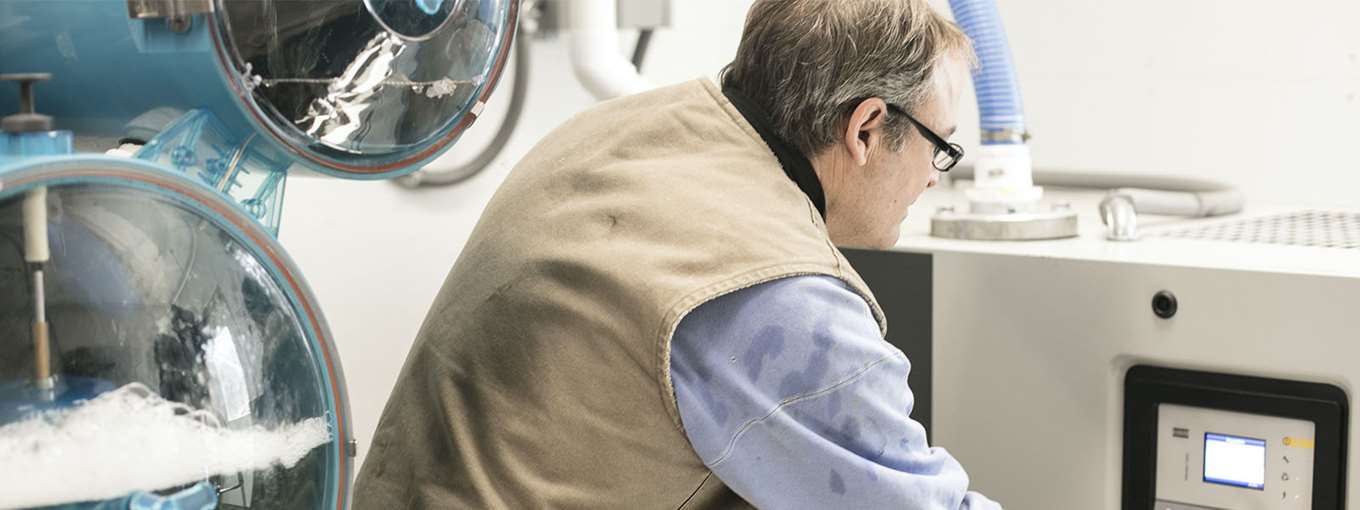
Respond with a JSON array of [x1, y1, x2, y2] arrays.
[[1203, 433, 1267, 490]]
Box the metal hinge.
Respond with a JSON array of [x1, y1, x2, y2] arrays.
[[127, 0, 214, 33]]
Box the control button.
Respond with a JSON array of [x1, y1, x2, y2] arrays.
[[1283, 455, 1290, 464], [1283, 436, 1315, 448], [1281, 472, 1290, 481]]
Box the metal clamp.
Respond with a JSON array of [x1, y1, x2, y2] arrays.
[[979, 128, 1032, 144], [127, 0, 214, 33]]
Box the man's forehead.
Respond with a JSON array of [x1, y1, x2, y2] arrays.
[[930, 56, 968, 127], [935, 56, 969, 102]]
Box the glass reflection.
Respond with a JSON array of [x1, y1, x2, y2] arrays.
[[0, 183, 334, 509], [218, 0, 510, 156], [366, 0, 462, 40]]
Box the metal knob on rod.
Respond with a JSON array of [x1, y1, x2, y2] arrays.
[[1, 73, 54, 133]]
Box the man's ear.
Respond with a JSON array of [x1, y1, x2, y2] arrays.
[[843, 98, 890, 167]]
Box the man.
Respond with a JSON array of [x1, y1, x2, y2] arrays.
[[356, 0, 1001, 508]]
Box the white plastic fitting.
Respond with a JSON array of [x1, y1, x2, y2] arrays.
[[965, 144, 1044, 212], [567, 0, 653, 100], [22, 187, 49, 263]]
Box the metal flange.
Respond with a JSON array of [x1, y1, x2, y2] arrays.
[[930, 204, 1080, 241]]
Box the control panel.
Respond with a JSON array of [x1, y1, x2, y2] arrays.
[[1155, 404, 1316, 509], [1123, 365, 1348, 510]]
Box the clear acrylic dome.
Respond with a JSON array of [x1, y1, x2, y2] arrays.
[[0, 159, 351, 509], [215, 0, 520, 165], [0, 0, 519, 178]]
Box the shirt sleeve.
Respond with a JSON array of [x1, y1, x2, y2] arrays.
[[669, 275, 1002, 510]]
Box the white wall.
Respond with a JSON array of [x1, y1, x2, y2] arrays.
[[279, 0, 1360, 471], [979, 0, 1360, 209]]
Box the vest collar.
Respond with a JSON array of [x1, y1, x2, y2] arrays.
[[722, 85, 827, 219]]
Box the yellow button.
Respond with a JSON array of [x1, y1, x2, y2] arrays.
[[1283, 436, 1315, 449]]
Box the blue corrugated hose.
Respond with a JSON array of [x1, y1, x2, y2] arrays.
[[948, 0, 1026, 145]]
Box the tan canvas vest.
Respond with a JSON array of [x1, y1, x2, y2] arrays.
[[355, 79, 887, 509]]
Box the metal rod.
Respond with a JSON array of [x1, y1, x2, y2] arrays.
[[32, 269, 45, 323], [32, 268, 51, 386]]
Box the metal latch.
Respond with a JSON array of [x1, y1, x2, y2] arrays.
[[127, 0, 214, 33]]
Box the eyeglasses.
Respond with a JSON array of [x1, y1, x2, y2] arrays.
[[881, 102, 965, 172]]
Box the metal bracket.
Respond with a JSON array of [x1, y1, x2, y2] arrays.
[[617, 0, 672, 29], [127, 0, 214, 33]]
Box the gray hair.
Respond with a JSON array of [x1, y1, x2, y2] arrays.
[[720, 0, 975, 156]]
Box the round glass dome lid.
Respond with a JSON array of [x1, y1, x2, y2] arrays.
[[0, 159, 351, 509], [213, 0, 518, 174], [366, 0, 464, 40]]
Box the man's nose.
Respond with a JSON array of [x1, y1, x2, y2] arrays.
[[927, 169, 941, 188]]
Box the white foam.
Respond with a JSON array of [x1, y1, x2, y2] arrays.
[[0, 383, 331, 509]]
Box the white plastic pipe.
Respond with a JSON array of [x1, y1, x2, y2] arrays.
[[22, 188, 49, 263], [567, 0, 653, 100]]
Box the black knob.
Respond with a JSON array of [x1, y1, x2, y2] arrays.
[[1, 73, 54, 133], [1152, 291, 1178, 319]]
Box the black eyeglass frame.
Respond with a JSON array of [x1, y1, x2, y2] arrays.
[[875, 100, 965, 172]]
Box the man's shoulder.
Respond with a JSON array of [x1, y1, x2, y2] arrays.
[[680, 275, 878, 338], [565, 78, 719, 124], [725, 275, 869, 310]]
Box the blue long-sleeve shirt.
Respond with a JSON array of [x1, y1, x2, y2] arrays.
[[670, 275, 1002, 509]]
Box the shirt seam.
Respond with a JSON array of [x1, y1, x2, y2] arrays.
[[707, 350, 908, 468], [655, 266, 847, 434]]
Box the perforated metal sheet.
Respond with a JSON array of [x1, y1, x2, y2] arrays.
[[1152, 211, 1360, 250]]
